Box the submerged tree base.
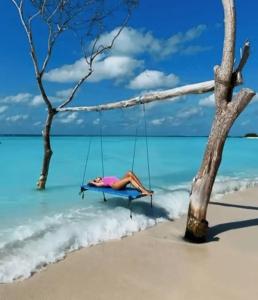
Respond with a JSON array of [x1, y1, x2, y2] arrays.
[[184, 215, 209, 243], [37, 175, 46, 190]]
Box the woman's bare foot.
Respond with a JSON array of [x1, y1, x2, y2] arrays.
[[141, 190, 153, 196]]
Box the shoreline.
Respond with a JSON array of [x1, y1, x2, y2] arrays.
[[1, 186, 258, 299]]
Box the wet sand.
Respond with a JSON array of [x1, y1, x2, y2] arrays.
[[1, 187, 258, 300]]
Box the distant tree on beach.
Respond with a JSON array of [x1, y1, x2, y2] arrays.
[[10, 0, 138, 189], [244, 133, 258, 138]]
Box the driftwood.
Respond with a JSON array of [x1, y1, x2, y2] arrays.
[[184, 0, 256, 243]]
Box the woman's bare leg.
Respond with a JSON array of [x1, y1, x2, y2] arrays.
[[112, 176, 152, 195], [124, 171, 141, 186], [124, 171, 152, 193], [111, 177, 130, 189]]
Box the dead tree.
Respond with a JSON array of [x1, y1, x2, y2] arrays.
[[11, 0, 137, 189], [184, 0, 255, 242]]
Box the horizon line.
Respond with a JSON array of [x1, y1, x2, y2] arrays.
[[0, 134, 249, 138]]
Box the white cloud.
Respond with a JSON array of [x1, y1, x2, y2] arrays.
[[154, 107, 203, 128], [199, 92, 258, 108], [30, 94, 64, 106], [76, 119, 84, 125], [162, 25, 207, 57], [143, 95, 184, 111], [151, 117, 166, 126], [94, 27, 160, 56], [93, 118, 100, 125], [1, 91, 70, 108], [6, 114, 28, 122], [30, 95, 44, 106], [1, 93, 32, 104], [0, 105, 8, 113], [55, 88, 74, 98], [176, 107, 202, 119], [199, 94, 215, 107], [183, 25, 207, 41], [33, 121, 42, 126], [128, 70, 179, 90], [58, 112, 80, 124], [240, 120, 250, 126], [0, 92, 44, 107], [44, 55, 142, 83], [95, 25, 207, 58], [181, 45, 211, 55], [44, 24, 207, 84], [250, 94, 258, 103]]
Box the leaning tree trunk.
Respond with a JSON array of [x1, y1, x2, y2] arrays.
[[37, 110, 56, 190], [184, 0, 256, 242], [185, 90, 254, 242]]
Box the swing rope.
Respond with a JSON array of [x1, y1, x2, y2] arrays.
[[119, 106, 139, 174], [80, 135, 93, 198], [99, 110, 106, 201], [142, 103, 152, 195], [81, 136, 93, 186], [131, 115, 139, 173], [99, 110, 105, 178]]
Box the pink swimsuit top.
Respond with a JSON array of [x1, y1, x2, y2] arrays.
[[102, 176, 119, 187]]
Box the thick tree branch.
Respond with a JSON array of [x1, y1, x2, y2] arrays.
[[235, 41, 250, 74], [220, 0, 236, 78], [56, 80, 215, 112], [229, 88, 256, 115], [215, 0, 236, 106]]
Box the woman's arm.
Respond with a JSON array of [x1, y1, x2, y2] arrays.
[[89, 180, 104, 187]]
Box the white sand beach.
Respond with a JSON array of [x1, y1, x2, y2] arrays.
[[1, 186, 258, 300]]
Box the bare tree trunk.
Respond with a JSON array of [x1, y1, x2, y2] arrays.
[[37, 110, 56, 190], [185, 95, 252, 242], [184, 0, 255, 243]]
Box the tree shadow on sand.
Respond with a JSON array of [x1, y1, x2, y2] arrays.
[[207, 201, 258, 242], [210, 201, 258, 211]]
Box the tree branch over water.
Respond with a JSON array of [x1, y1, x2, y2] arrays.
[[56, 80, 215, 112]]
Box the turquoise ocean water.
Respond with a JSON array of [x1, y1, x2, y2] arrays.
[[0, 136, 258, 282]]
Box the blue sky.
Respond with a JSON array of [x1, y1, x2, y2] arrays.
[[0, 0, 258, 136]]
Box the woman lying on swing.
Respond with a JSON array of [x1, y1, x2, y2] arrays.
[[89, 171, 153, 196]]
